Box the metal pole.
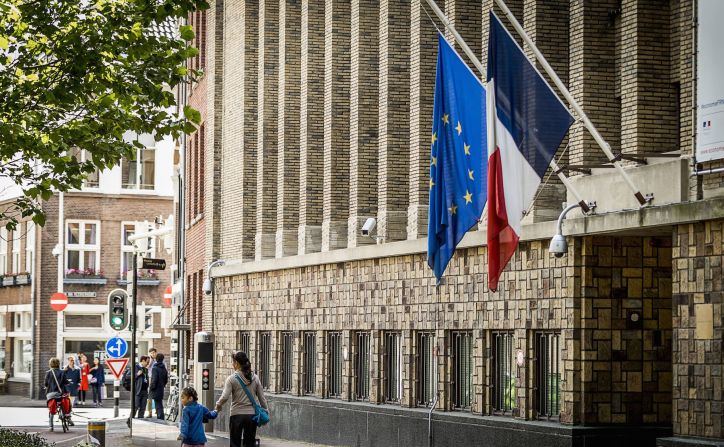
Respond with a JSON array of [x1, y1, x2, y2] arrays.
[[422, 0, 591, 213], [491, 0, 649, 206], [129, 252, 138, 435], [113, 380, 119, 418]]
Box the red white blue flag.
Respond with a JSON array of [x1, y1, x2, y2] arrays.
[[486, 12, 574, 291]]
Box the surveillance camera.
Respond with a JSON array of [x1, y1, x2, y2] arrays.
[[202, 278, 212, 295], [549, 234, 568, 258], [361, 217, 376, 236], [51, 244, 62, 258]]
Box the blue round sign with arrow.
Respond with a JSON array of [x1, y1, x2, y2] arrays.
[[105, 337, 128, 359]]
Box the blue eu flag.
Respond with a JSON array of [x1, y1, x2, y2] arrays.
[[427, 34, 487, 282]]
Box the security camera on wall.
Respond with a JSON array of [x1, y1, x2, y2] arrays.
[[549, 234, 568, 258], [361, 217, 376, 236]]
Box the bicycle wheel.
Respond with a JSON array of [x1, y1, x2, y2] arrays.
[[60, 409, 69, 433]]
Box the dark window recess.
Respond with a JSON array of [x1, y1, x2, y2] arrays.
[[327, 332, 343, 398], [537, 332, 562, 419], [383, 332, 401, 403], [302, 332, 316, 395], [416, 332, 436, 407], [237, 331, 250, 355], [492, 332, 516, 415], [451, 331, 473, 410], [354, 332, 370, 401], [281, 332, 293, 393], [258, 332, 271, 390]]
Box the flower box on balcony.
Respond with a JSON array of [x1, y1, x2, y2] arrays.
[[64, 276, 108, 285], [116, 278, 161, 287], [1, 276, 15, 286], [15, 274, 31, 285]]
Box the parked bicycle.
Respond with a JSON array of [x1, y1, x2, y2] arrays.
[[166, 375, 180, 422]]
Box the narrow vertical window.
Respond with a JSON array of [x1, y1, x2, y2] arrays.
[[258, 332, 271, 390], [237, 331, 250, 355], [11, 229, 20, 273], [451, 331, 473, 410], [327, 332, 342, 398], [302, 332, 316, 395], [354, 332, 370, 401], [0, 228, 9, 276], [492, 332, 516, 414], [281, 332, 293, 393], [384, 332, 401, 403], [537, 332, 562, 419], [24, 222, 34, 273], [416, 332, 436, 407]]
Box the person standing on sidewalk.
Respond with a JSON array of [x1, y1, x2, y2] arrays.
[[215, 351, 269, 447], [134, 355, 150, 418], [149, 353, 169, 419], [89, 357, 105, 407], [146, 348, 157, 417], [78, 354, 90, 406], [63, 356, 80, 406]]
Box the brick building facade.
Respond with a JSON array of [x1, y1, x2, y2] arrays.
[[183, 0, 723, 446]]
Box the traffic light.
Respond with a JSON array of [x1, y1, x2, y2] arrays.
[[108, 289, 129, 331], [202, 368, 210, 390]]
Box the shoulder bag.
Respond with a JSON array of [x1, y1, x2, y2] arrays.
[[234, 373, 270, 427], [46, 369, 62, 400]]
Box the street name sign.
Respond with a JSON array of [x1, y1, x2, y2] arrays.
[[105, 337, 128, 359], [50, 292, 68, 311], [67, 291, 96, 298], [106, 358, 129, 380], [141, 258, 167, 270]]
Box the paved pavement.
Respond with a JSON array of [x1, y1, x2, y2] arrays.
[[0, 395, 329, 446]]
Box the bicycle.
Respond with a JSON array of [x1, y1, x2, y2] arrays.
[[48, 392, 72, 433], [166, 376, 180, 422]]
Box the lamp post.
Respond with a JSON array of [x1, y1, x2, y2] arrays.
[[203, 259, 225, 335]]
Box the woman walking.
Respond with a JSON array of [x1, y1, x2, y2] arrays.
[[215, 351, 269, 447], [78, 354, 90, 406], [89, 357, 105, 407], [64, 356, 80, 406]]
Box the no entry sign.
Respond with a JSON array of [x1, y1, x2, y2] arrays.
[[50, 292, 68, 311]]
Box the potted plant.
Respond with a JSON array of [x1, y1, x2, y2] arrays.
[[15, 272, 31, 285], [1, 275, 14, 286], [64, 268, 107, 285]]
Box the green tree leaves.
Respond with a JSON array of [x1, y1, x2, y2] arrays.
[[0, 0, 209, 229]]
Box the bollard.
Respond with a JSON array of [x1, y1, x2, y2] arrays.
[[87, 420, 106, 446]]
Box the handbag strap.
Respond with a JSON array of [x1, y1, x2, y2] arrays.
[[234, 373, 258, 407], [50, 369, 62, 392]]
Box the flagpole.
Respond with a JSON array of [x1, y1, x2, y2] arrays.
[[493, 0, 650, 206], [422, 0, 591, 213]]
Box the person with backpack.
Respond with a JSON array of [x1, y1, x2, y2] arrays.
[[134, 356, 150, 418], [215, 351, 269, 447], [149, 353, 169, 419]]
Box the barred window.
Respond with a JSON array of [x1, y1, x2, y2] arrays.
[[383, 332, 401, 403], [536, 332, 562, 419], [302, 332, 316, 395], [281, 332, 293, 393], [451, 331, 473, 410], [416, 332, 436, 407], [327, 332, 343, 398], [258, 332, 271, 390], [237, 331, 250, 355], [492, 332, 516, 414], [354, 332, 370, 400]]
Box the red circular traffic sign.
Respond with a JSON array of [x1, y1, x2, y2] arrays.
[[163, 286, 172, 307], [50, 292, 68, 311]]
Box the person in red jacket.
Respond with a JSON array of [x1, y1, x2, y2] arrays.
[[78, 354, 90, 405]]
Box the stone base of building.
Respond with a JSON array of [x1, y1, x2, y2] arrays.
[[6, 380, 30, 397], [212, 394, 672, 447], [657, 437, 724, 447]]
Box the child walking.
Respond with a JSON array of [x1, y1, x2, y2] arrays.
[[177, 387, 218, 447]]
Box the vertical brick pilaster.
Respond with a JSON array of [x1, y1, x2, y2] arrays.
[[377, 0, 410, 242], [255, 0, 279, 260], [620, 0, 677, 157], [322, 0, 351, 251], [569, 0, 619, 169], [348, 0, 379, 248], [276, 0, 301, 258], [407, 0, 440, 240], [242, 0, 259, 261], [298, 0, 325, 254]]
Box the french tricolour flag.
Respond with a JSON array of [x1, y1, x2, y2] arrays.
[[486, 12, 574, 292]]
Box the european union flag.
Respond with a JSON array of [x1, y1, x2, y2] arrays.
[[427, 34, 487, 282]]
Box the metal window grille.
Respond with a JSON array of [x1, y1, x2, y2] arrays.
[[258, 332, 271, 390], [536, 332, 562, 419], [383, 332, 401, 403], [416, 332, 436, 407], [237, 331, 250, 355], [327, 332, 343, 398], [354, 332, 370, 400], [492, 332, 516, 414], [281, 332, 293, 393], [302, 332, 316, 395], [451, 331, 473, 410]]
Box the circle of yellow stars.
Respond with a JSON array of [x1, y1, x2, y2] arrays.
[[430, 113, 476, 212]]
